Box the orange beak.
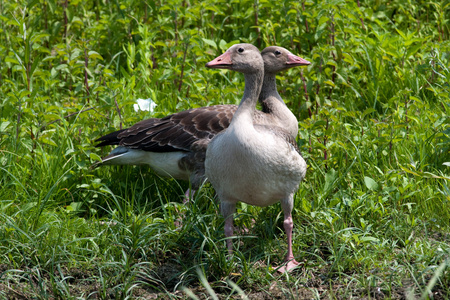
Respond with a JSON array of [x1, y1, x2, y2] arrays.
[[206, 51, 233, 68], [286, 53, 310, 66]]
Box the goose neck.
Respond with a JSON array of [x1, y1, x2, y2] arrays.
[[232, 70, 264, 122], [259, 72, 286, 113]]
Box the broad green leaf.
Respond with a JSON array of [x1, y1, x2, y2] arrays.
[[89, 152, 102, 162], [312, 120, 327, 128], [323, 168, 337, 193], [39, 137, 57, 147], [219, 39, 227, 51], [88, 51, 103, 60], [362, 108, 376, 117], [202, 38, 217, 49], [0, 121, 11, 132], [364, 176, 379, 191], [324, 80, 336, 87]]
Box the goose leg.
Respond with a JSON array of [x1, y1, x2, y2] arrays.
[[278, 194, 299, 273], [221, 201, 237, 255], [224, 216, 234, 255], [174, 188, 196, 228], [183, 188, 196, 204]]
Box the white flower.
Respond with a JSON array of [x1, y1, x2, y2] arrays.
[[134, 98, 157, 112]]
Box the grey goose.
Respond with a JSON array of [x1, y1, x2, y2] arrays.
[[205, 44, 307, 273]]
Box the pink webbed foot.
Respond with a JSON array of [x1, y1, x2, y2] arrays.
[[277, 258, 300, 273]]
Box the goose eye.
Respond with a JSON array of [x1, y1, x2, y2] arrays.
[[274, 50, 281, 56], [238, 47, 244, 53]]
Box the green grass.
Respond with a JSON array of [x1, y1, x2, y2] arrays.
[[1, 0, 449, 299]]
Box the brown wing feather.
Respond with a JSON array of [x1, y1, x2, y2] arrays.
[[95, 105, 238, 153], [95, 129, 127, 147]]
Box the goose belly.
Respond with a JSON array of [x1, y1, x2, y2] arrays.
[[205, 131, 306, 207], [102, 147, 191, 180]]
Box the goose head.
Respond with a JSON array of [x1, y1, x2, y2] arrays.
[[261, 46, 310, 73], [205, 43, 264, 74]]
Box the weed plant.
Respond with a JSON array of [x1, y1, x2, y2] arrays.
[[0, 0, 449, 299]]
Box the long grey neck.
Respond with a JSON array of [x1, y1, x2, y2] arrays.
[[259, 72, 286, 113], [231, 70, 264, 125], [257, 71, 299, 137]]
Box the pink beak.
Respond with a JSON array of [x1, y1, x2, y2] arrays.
[[286, 53, 310, 66], [206, 51, 233, 68]]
